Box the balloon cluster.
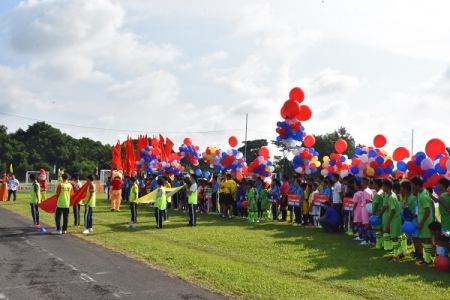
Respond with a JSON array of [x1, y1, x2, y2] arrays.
[[219, 148, 247, 177], [137, 146, 185, 175], [247, 146, 274, 178], [293, 147, 321, 175], [275, 87, 312, 148], [349, 145, 394, 179], [202, 146, 222, 168], [321, 153, 350, 178], [179, 138, 201, 166]]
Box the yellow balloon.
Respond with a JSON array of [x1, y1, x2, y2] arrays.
[[311, 156, 318, 162], [323, 156, 330, 162], [384, 156, 391, 162], [314, 161, 321, 168], [367, 168, 375, 176], [382, 150, 389, 155]]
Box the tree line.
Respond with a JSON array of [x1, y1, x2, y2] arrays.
[[0, 121, 355, 181]]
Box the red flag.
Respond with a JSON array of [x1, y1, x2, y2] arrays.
[[38, 184, 89, 214], [165, 137, 174, 158], [159, 134, 167, 161], [111, 141, 122, 173]]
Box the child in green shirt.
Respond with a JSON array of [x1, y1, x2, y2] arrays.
[[129, 177, 139, 224]]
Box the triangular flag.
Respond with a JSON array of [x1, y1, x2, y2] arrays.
[[9, 163, 13, 173]]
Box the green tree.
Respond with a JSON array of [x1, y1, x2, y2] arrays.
[[238, 139, 268, 163], [313, 127, 355, 160]]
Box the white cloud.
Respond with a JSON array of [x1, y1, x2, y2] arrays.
[[107, 71, 179, 105], [422, 67, 450, 95], [299, 69, 363, 96], [200, 51, 228, 66]]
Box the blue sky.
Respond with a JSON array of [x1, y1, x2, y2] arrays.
[[0, 0, 449, 156]]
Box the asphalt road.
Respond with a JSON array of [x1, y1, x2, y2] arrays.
[[0, 208, 227, 300]]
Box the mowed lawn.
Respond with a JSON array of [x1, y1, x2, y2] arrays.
[[2, 194, 449, 300]]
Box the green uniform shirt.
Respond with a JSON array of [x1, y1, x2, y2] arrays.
[[246, 188, 258, 212], [156, 187, 167, 210], [30, 182, 40, 204], [57, 183, 72, 208], [404, 193, 416, 210], [387, 192, 402, 237], [84, 183, 96, 208], [130, 183, 138, 203], [382, 192, 395, 230], [260, 189, 269, 210], [188, 183, 198, 205], [372, 190, 383, 215], [439, 192, 450, 230], [418, 189, 433, 225]]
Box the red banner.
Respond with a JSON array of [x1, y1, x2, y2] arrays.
[[312, 194, 329, 206], [287, 192, 301, 207], [343, 197, 354, 212], [38, 184, 88, 214]]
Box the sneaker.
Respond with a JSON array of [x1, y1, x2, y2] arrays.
[[390, 256, 400, 261], [359, 241, 370, 245], [110, 209, 115, 211], [29, 224, 35, 227], [228, 216, 233, 219], [128, 221, 134, 224], [164, 220, 169, 223], [88, 228, 93, 232], [33, 224, 40, 228], [416, 260, 431, 267], [82, 229, 90, 234], [398, 253, 405, 259], [51, 231, 62, 235], [353, 237, 364, 241], [62, 231, 67, 234]]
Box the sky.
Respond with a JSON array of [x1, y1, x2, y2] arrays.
[[1, 0, 450, 157]]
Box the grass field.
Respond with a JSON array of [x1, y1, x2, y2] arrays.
[[2, 194, 449, 300]]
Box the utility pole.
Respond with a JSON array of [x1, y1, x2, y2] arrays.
[[244, 113, 248, 161]]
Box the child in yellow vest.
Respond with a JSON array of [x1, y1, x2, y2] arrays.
[[82, 175, 96, 234], [129, 178, 139, 224], [52, 173, 73, 235], [187, 174, 198, 227], [155, 178, 166, 229], [29, 173, 41, 228]]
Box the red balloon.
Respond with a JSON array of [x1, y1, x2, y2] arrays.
[[183, 138, 192, 146], [406, 161, 417, 171], [395, 171, 404, 179], [289, 87, 305, 103], [334, 139, 347, 154], [228, 136, 238, 148], [385, 159, 393, 167], [352, 158, 361, 166], [151, 138, 159, 148], [440, 157, 449, 169], [242, 201, 248, 208], [373, 134, 387, 148], [236, 172, 243, 181], [280, 107, 287, 119], [259, 146, 270, 158], [435, 255, 450, 272], [303, 135, 315, 148], [282, 100, 300, 118], [296, 105, 312, 121], [425, 138, 446, 159], [407, 170, 417, 180], [392, 147, 410, 162]]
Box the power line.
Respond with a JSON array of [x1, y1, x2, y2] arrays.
[[0, 111, 245, 134]]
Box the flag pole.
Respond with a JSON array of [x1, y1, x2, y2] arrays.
[[244, 113, 248, 161]]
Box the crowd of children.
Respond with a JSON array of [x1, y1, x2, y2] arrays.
[[24, 169, 450, 268]]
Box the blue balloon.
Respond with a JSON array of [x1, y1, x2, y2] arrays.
[[426, 168, 436, 177], [340, 156, 346, 162], [237, 201, 242, 209], [434, 185, 439, 194], [215, 166, 222, 172], [267, 161, 273, 166], [222, 152, 227, 158], [263, 171, 270, 177], [355, 147, 362, 155], [435, 164, 446, 175], [369, 215, 382, 226], [402, 222, 416, 235], [329, 159, 336, 166], [397, 161, 407, 172], [276, 136, 282, 142], [435, 154, 444, 159], [232, 149, 238, 156], [355, 176, 362, 182], [384, 166, 394, 174], [375, 156, 384, 164], [293, 156, 301, 164], [375, 167, 383, 175], [350, 166, 359, 175], [369, 150, 377, 158]]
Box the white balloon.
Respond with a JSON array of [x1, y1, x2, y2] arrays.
[[366, 203, 373, 214], [305, 169, 312, 175], [323, 162, 330, 168], [340, 170, 349, 177], [446, 160, 450, 171], [321, 169, 329, 176], [360, 154, 369, 163], [236, 152, 244, 159]]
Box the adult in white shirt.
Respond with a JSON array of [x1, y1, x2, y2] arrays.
[[332, 173, 344, 230], [8, 174, 19, 201]]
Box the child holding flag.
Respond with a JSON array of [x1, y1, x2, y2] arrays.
[[82, 175, 96, 234], [29, 174, 41, 228], [52, 173, 73, 235], [155, 178, 166, 229]]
